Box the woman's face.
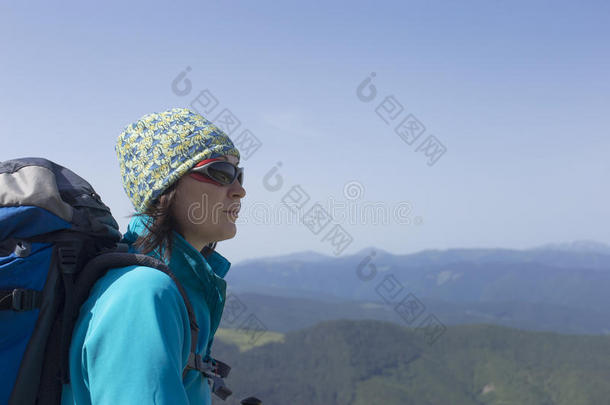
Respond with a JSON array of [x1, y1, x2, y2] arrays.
[[171, 154, 246, 251]]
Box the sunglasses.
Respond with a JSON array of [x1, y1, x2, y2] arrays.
[[188, 158, 244, 186]]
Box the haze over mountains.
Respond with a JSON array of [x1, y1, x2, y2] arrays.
[[222, 240, 610, 335]]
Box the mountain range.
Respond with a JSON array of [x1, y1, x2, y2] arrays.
[[223, 241, 610, 335]]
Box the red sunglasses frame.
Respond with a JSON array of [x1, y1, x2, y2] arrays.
[[188, 158, 244, 186]]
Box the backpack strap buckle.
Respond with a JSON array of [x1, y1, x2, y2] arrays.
[[211, 358, 231, 378], [186, 353, 231, 377], [1, 288, 43, 311], [186, 353, 233, 400], [210, 376, 232, 401], [57, 245, 79, 273]]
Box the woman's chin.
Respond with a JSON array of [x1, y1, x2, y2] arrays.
[[216, 223, 237, 241]]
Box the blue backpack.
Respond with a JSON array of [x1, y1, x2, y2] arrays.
[[0, 158, 232, 404]]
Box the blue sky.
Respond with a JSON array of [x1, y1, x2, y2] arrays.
[[1, 0, 608, 263]]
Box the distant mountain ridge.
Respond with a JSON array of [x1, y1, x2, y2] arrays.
[[225, 241, 610, 335], [234, 240, 610, 267], [227, 241, 610, 303], [532, 239, 610, 254], [236, 250, 333, 265]]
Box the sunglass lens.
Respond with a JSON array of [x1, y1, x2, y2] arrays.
[[207, 162, 236, 185]]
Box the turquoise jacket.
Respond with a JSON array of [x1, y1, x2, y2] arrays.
[[61, 215, 231, 405]]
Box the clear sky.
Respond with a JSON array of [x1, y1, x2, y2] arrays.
[[1, 0, 608, 263]]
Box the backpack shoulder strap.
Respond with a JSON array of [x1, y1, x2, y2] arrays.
[[73, 250, 233, 400], [73, 251, 201, 365]]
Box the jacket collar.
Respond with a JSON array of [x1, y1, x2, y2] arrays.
[[121, 215, 232, 289]]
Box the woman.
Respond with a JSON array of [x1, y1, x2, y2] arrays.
[[61, 107, 246, 405]]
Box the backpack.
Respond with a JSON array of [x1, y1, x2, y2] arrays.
[[0, 157, 232, 404]]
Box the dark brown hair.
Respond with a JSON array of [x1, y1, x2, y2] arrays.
[[129, 180, 217, 260]]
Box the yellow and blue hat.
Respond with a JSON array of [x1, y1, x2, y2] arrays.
[[115, 107, 240, 213]]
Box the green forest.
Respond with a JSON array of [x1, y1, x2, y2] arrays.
[[213, 320, 610, 405]]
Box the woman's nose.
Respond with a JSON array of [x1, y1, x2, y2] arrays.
[[230, 180, 246, 199]]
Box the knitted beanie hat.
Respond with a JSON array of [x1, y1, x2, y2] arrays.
[[115, 107, 240, 213]]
